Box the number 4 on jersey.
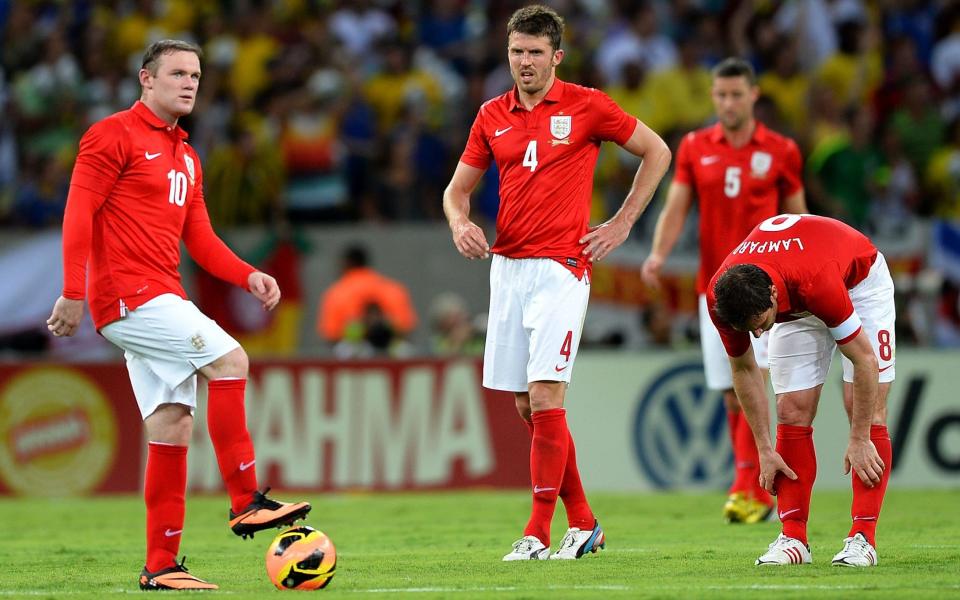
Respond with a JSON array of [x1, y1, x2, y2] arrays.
[[523, 140, 538, 172]]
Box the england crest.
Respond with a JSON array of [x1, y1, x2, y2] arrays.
[[750, 151, 771, 178], [184, 154, 195, 186], [550, 115, 571, 139]]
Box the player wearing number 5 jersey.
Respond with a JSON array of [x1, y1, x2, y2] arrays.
[[707, 214, 895, 568], [46, 40, 310, 590], [443, 5, 670, 561], [642, 58, 807, 525]]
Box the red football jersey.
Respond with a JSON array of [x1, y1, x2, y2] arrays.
[[707, 214, 878, 358], [674, 122, 803, 293], [62, 101, 254, 329], [460, 79, 636, 278]]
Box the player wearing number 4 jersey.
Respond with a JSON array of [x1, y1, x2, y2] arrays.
[[46, 40, 309, 590], [443, 5, 670, 561], [642, 58, 807, 525], [707, 214, 895, 567]]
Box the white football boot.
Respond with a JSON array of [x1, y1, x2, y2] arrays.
[[502, 535, 549, 561], [755, 533, 812, 565], [831, 533, 878, 567], [549, 520, 605, 559]]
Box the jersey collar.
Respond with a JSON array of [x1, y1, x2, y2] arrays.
[[707, 120, 768, 146], [131, 101, 189, 139], [509, 78, 565, 111]]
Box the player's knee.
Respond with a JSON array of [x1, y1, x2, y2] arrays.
[[145, 404, 194, 445], [723, 390, 740, 413], [528, 381, 564, 412], [775, 393, 816, 426], [514, 394, 532, 421], [205, 347, 249, 379]]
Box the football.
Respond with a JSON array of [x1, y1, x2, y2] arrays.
[[265, 525, 337, 590]]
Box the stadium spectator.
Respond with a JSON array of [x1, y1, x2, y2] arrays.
[[709, 214, 894, 568], [45, 40, 311, 590], [642, 58, 807, 526], [443, 5, 670, 561], [316, 243, 418, 347], [428, 291, 484, 356], [595, 2, 677, 86]]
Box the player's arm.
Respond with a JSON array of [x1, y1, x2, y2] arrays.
[[836, 327, 884, 487], [581, 119, 671, 262], [779, 188, 808, 214], [48, 122, 123, 337], [442, 161, 489, 260], [729, 349, 798, 494], [182, 183, 279, 310], [641, 180, 693, 290]]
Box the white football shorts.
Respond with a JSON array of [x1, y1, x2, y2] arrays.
[[699, 294, 769, 390], [483, 255, 590, 392], [100, 293, 240, 419], [768, 252, 896, 394]]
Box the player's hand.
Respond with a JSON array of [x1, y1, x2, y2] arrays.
[[758, 449, 797, 495], [451, 219, 489, 260], [641, 254, 664, 290], [843, 437, 884, 488], [580, 218, 630, 263], [248, 271, 281, 311], [47, 296, 84, 337]]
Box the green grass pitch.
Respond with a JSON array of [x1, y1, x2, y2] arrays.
[[1, 488, 958, 598]]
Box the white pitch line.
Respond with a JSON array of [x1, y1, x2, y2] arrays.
[[350, 585, 632, 594]]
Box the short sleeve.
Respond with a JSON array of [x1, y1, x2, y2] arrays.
[[589, 89, 637, 145], [707, 291, 753, 358], [459, 107, 492, 170]]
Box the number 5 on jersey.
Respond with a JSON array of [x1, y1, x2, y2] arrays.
[[167, 169, 187, 206]]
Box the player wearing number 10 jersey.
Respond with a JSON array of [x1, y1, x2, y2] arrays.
[[708, 214, 895, 567], [47, 40, 310, 590], [443, 5, 670, 561]]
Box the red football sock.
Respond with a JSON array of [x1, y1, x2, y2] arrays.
[[775, 424, 816, 545], [736, 411, 772, 505], [559, 430, 595, 529], [848, 425, 892, 547], [524, 408, 569, 546], [521, 417, 593, 529], [144, 442, 187, 572], [207, 378, 257, 513], [726, 407, 741, 494]]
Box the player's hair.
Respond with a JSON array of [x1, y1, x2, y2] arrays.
[[507, 5, 564, 51], [713, 264, 773, 330], [711, 57, 756, 86], [141, 40, 203, 76]]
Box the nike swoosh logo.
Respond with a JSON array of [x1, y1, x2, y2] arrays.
[[494, 127, 513, 137], [700, 155, 719, 165], [879, 364, 893, 373], [145, 152, 162, 160], [239, 460, 256, 471], [533, 486, 556, 494], [164, 528, 182, 537], [554, 364, 567, 373], [779, 508, 800, 519]]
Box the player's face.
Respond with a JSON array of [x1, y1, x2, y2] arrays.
[[508, 32, 562, 97], [744, 306, 777, 338], [140, 51, 201, 122], [711, 75, 758, 131]]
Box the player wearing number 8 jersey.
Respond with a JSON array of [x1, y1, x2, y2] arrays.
[[642, 58, 807, 525], [46, 40, 310, 590], [707, 214, 895, 567], [443, 5, 671, 561]]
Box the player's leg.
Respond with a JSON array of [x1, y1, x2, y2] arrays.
[[524, 260, 602, 560], [833, 252, 895, 567], [700, 296, 771, 523], [103, 310, 217, 590], [483, 257, 549, 560], [199, 343, 311, 539], [514, 388, 594, 534], [756, 317, 834, 566]]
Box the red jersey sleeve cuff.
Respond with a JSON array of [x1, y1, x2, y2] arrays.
[[831, 312, 862, 345]]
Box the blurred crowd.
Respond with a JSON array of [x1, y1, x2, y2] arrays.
[[2, 0, 960, 351]]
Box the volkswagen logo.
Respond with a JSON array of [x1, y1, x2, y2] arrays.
[[633, 362, 732, 489]]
